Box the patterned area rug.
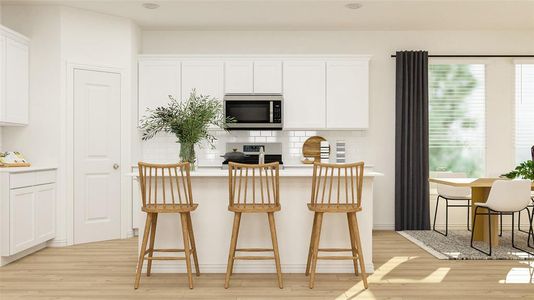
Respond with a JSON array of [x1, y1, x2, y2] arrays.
[[399, 230, 534, 260]]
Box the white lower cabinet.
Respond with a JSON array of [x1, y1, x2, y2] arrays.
[[1, 169, 56, 261]]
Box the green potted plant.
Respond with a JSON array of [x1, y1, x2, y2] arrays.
[[139, 90, 233, 170], [502, 160, 534, 180]]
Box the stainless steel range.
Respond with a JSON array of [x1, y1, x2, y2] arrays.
[[221, 142, 283, 169]]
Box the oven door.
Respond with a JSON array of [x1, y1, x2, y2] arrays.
[[225, 101, 281, 129]]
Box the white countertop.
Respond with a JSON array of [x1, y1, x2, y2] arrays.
[[126, 167, 383, 178], [0, 166, 58, 173]]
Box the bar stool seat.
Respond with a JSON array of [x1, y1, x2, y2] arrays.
[[308, 203, 363, 213], [143, 204, 198, 213]]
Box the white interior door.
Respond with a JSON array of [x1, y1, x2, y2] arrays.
[[74, 69, 121, 245]]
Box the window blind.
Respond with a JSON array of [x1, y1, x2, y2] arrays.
[[428, 64, 486, 177], [515, 64, 534, 163]]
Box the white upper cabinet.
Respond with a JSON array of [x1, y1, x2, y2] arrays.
[[283, 61, 326, 129], [138, 60, 180, 121], [181, 61, 224, 101], [326, 60, 369, 129], [0, 26, 30, 126], [225, 61, 253, 93], [138, 56, 370, 130], [253, 61, 282, 93]]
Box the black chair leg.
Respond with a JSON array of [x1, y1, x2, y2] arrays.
[[433, 196, 448, 236], [511, 213, 534, 256], [466, 200, 471, 232], [518, 210, 523, 233], [499, 212, 503, 237], [471, 206, 492, 256], [528, 208, 534, 248], [518, 207, 532, 234], [488, 208, 496, 256]]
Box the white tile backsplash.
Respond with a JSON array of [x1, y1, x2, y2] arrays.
[[140, 130, 366, 166]]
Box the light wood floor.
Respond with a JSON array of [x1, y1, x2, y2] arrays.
[[0, 231, 533, 299]]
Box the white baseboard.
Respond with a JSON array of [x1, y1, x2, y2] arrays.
[[373, 224, 395, 230], [0, 242, 47, 267], [144, 262, 374, 274], [47, 238, 68, 247]]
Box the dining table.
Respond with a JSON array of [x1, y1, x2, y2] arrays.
[[429, 177, 534, 246]]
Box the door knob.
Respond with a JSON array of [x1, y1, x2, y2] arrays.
[[113, 163, 120, 170]]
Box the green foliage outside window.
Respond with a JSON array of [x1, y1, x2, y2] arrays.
[[429, 64, 485, 177]]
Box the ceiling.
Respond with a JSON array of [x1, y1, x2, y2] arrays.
[[2, 0, 534, 31]]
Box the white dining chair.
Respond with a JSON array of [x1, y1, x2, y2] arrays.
[[432, 173, 472, 236], [470, 180, 534, 256]]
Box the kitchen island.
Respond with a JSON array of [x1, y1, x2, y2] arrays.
[[129, 166, 382, 274]]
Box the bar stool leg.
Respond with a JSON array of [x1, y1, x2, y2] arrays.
[[267, 212, 283, 289], [225, 212, 242, 289], [146, 213, 158, 277], [347, 213, 359, 276], [134, 213, 153, 289], [350, 212, 368, 289], [180, 213, 194, 289], [305, 213, 318, 276], [186, 212, 200, 276], [309, 212, 324, 289]]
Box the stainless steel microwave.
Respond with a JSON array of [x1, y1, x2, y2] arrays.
[[223, 94, 283, 130]]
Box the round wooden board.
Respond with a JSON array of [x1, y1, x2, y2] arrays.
[[302, 136, 329, 163]]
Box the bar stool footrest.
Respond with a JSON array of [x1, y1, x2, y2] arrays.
[[317, 255, 358, 260], [146, 256, 186, 261], [234, 256, 275, 260], [235, 248, 274, 252], [318, 248, 355, 252]]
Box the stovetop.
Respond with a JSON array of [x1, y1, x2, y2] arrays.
[[222, 154, 283, 168]]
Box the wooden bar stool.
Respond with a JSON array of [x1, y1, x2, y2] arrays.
[[134, 162, 200, 289], [305, 162, 368, 289], [224, 162, 283, 289]]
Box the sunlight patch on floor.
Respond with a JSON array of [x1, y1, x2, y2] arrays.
[[371, 256, 450, 283], [336, 256, 451, 299], [499, 261, 534, 284]]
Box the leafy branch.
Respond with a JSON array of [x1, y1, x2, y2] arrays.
[[139, 90, 234, 148], [502, 160, 534, 180]]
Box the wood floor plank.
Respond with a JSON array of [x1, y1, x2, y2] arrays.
[[0, 231, 533, 299]]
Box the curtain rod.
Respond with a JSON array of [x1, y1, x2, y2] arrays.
[[390, 54, 534, 58]]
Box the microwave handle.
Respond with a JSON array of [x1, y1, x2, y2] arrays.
[[269, 101, 273, 123]]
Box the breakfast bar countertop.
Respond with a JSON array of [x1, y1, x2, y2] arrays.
[[126, 166, 383, 178]]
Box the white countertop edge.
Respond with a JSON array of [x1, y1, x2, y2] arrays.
[[0, 166, 58, 173], [125, 170, 383, 178]]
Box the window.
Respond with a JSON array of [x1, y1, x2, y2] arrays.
[[515, 64, 534, 164], [428, 64, 486, 177]]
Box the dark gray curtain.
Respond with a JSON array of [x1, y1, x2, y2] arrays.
[[395, 51, 430, 231]]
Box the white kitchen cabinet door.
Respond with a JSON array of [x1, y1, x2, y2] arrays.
[[34, 184, 56, 244], [254, 61, 282, 93], [9, 186, 35, 254], [283, 61, 326, 129], [326, 60, 369, 129], [225, 61, 253, 93], [138, 60, 180, 121], [181, 61, 224, 101], [4, 37, 29, 125], [0, 36, 4, 123]]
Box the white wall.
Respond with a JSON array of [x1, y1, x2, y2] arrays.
[[142, 30, 534, 229], [59, 6, 139, 244], [1, 5, 139, 246], [1, 6, 62, 166]]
